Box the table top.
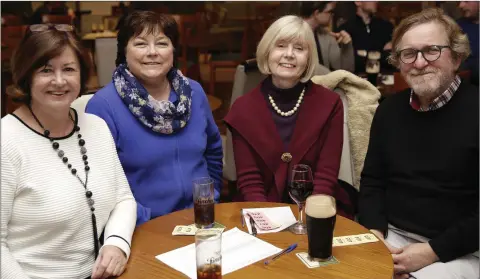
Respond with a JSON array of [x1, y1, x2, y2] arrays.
[[118, 202, 393, 279]]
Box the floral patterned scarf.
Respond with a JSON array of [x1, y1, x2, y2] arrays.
[[113, 64, 192, 134]]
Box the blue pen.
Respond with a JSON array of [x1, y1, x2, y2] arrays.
[[264, 243, 298, 265]]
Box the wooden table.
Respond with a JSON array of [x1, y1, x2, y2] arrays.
[[118, 202, 393, 279]]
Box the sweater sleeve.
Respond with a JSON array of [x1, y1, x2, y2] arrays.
[[86, 93, 151, 225], [198, 86, 223, 202], [100, 128, 137, 260], [231, 128, 268, 201], [428, 200, 479, 262], [358, 105, 388, 235], [327, 35, 355, 73], [1, 146, 31, 279], [312, 98, 343, 197], [339, 42, 355, 73]]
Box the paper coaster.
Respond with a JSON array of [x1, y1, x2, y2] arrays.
[[296, 252, 339, 268], [332, 233, 378, 247]]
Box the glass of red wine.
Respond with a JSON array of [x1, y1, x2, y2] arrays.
[[288, 164, 314, 235]]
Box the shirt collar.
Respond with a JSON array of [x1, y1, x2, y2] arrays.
[[409, 75, 461, 112]]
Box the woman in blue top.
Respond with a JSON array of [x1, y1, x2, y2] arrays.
[[86, 11, 223, 226]]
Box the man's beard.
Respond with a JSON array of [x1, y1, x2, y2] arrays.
[[405, 67, 455, 99]]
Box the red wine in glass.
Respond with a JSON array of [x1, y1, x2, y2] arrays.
[[289, 180, 314, 204], [289, 164, 314, 235]]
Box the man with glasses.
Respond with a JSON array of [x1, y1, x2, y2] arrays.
[[300, 1, 354, 73], [359, 8, 478, 279]]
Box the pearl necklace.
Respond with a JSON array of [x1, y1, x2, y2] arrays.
[[268, 86, 305, 117]]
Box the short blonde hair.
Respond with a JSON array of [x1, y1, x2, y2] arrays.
[[388, 8, 471, 68], [256, 15, 318, 83]]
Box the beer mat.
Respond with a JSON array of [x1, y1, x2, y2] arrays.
[[332, 233, 378, 247], [296, 252, 339, 268], [243, 207, 297, 234], [157, 227, 282, 278], [172, 224, 225, 236]]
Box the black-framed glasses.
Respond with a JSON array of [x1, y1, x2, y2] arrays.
[[29, 24, 74, 33], [397, 45, 451, 64]]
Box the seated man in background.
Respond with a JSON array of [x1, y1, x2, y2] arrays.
[[359, 8, 478, 279], [457, 1, 479, 85], [339, 1, 393, 73], [300, 1, 355, 72]]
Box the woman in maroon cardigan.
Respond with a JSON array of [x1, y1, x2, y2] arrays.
[[224, 15, 353, 219]]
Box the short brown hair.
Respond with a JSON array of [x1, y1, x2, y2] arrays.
[[388, 8, 471, 68], [10, 28, 91, 104], [116, 11, 179, 67]]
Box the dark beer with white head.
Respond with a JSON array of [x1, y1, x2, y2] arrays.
[[305, 194, 336, 261]]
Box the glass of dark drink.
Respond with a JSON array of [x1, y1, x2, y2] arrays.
[[196, 229, 222, 279], [193, 177, 215, 228], [305, 194, 336, 261], [288, 164, 314, 234]]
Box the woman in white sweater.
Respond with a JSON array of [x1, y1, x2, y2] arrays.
[[1, 24, 136, 279]]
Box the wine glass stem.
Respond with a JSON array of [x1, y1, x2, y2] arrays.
[[298, 203, 305, 225]]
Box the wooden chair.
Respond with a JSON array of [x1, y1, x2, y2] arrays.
[[42, 15, 73, 25], [1, 25, 28, 116], [208, 20, 264, 96], [393, 72, 410, 93], [172, 13, 207, 81], [1, 14, 24, 26]]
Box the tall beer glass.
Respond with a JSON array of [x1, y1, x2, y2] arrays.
[[305, 194, 336, 261]]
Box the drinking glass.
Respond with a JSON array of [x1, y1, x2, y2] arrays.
[[193, 177, 215, 228], [288, 164, 314, 234], [306, 194, 336, 261], [195, 229, 222, 279]]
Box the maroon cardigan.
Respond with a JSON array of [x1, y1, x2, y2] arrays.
[[224, 82, 353, 219]]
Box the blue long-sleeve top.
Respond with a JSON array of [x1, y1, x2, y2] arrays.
[[86, 79, 223, 226]]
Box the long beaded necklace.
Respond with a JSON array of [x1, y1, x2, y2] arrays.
[[28, 106, 100, 259]]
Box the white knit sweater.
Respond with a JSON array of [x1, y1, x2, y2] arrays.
[[1, 110, 137, 279]]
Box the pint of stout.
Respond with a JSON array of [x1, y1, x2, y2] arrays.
[[305, 194, 336, 261]]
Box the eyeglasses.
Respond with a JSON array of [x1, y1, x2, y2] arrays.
[[29, 24, 74, 33], [397, 45, 451, 64]]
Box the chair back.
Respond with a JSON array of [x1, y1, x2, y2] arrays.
[[1, 15, 24, 26], [1, 25, 28, 64], [94, 37, 117, 87], [393, 72, 409, 93], [224, 60, 266, 181], [71, 93, 95, 112], [42, 15, 73, 25], [333, 88, 355, 187]]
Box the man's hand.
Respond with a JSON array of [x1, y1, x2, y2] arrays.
[[392, 243, 439, 275], [329, 30, 352, 45], [91, 245, 127, 279], [370, 229, 403, 254]]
